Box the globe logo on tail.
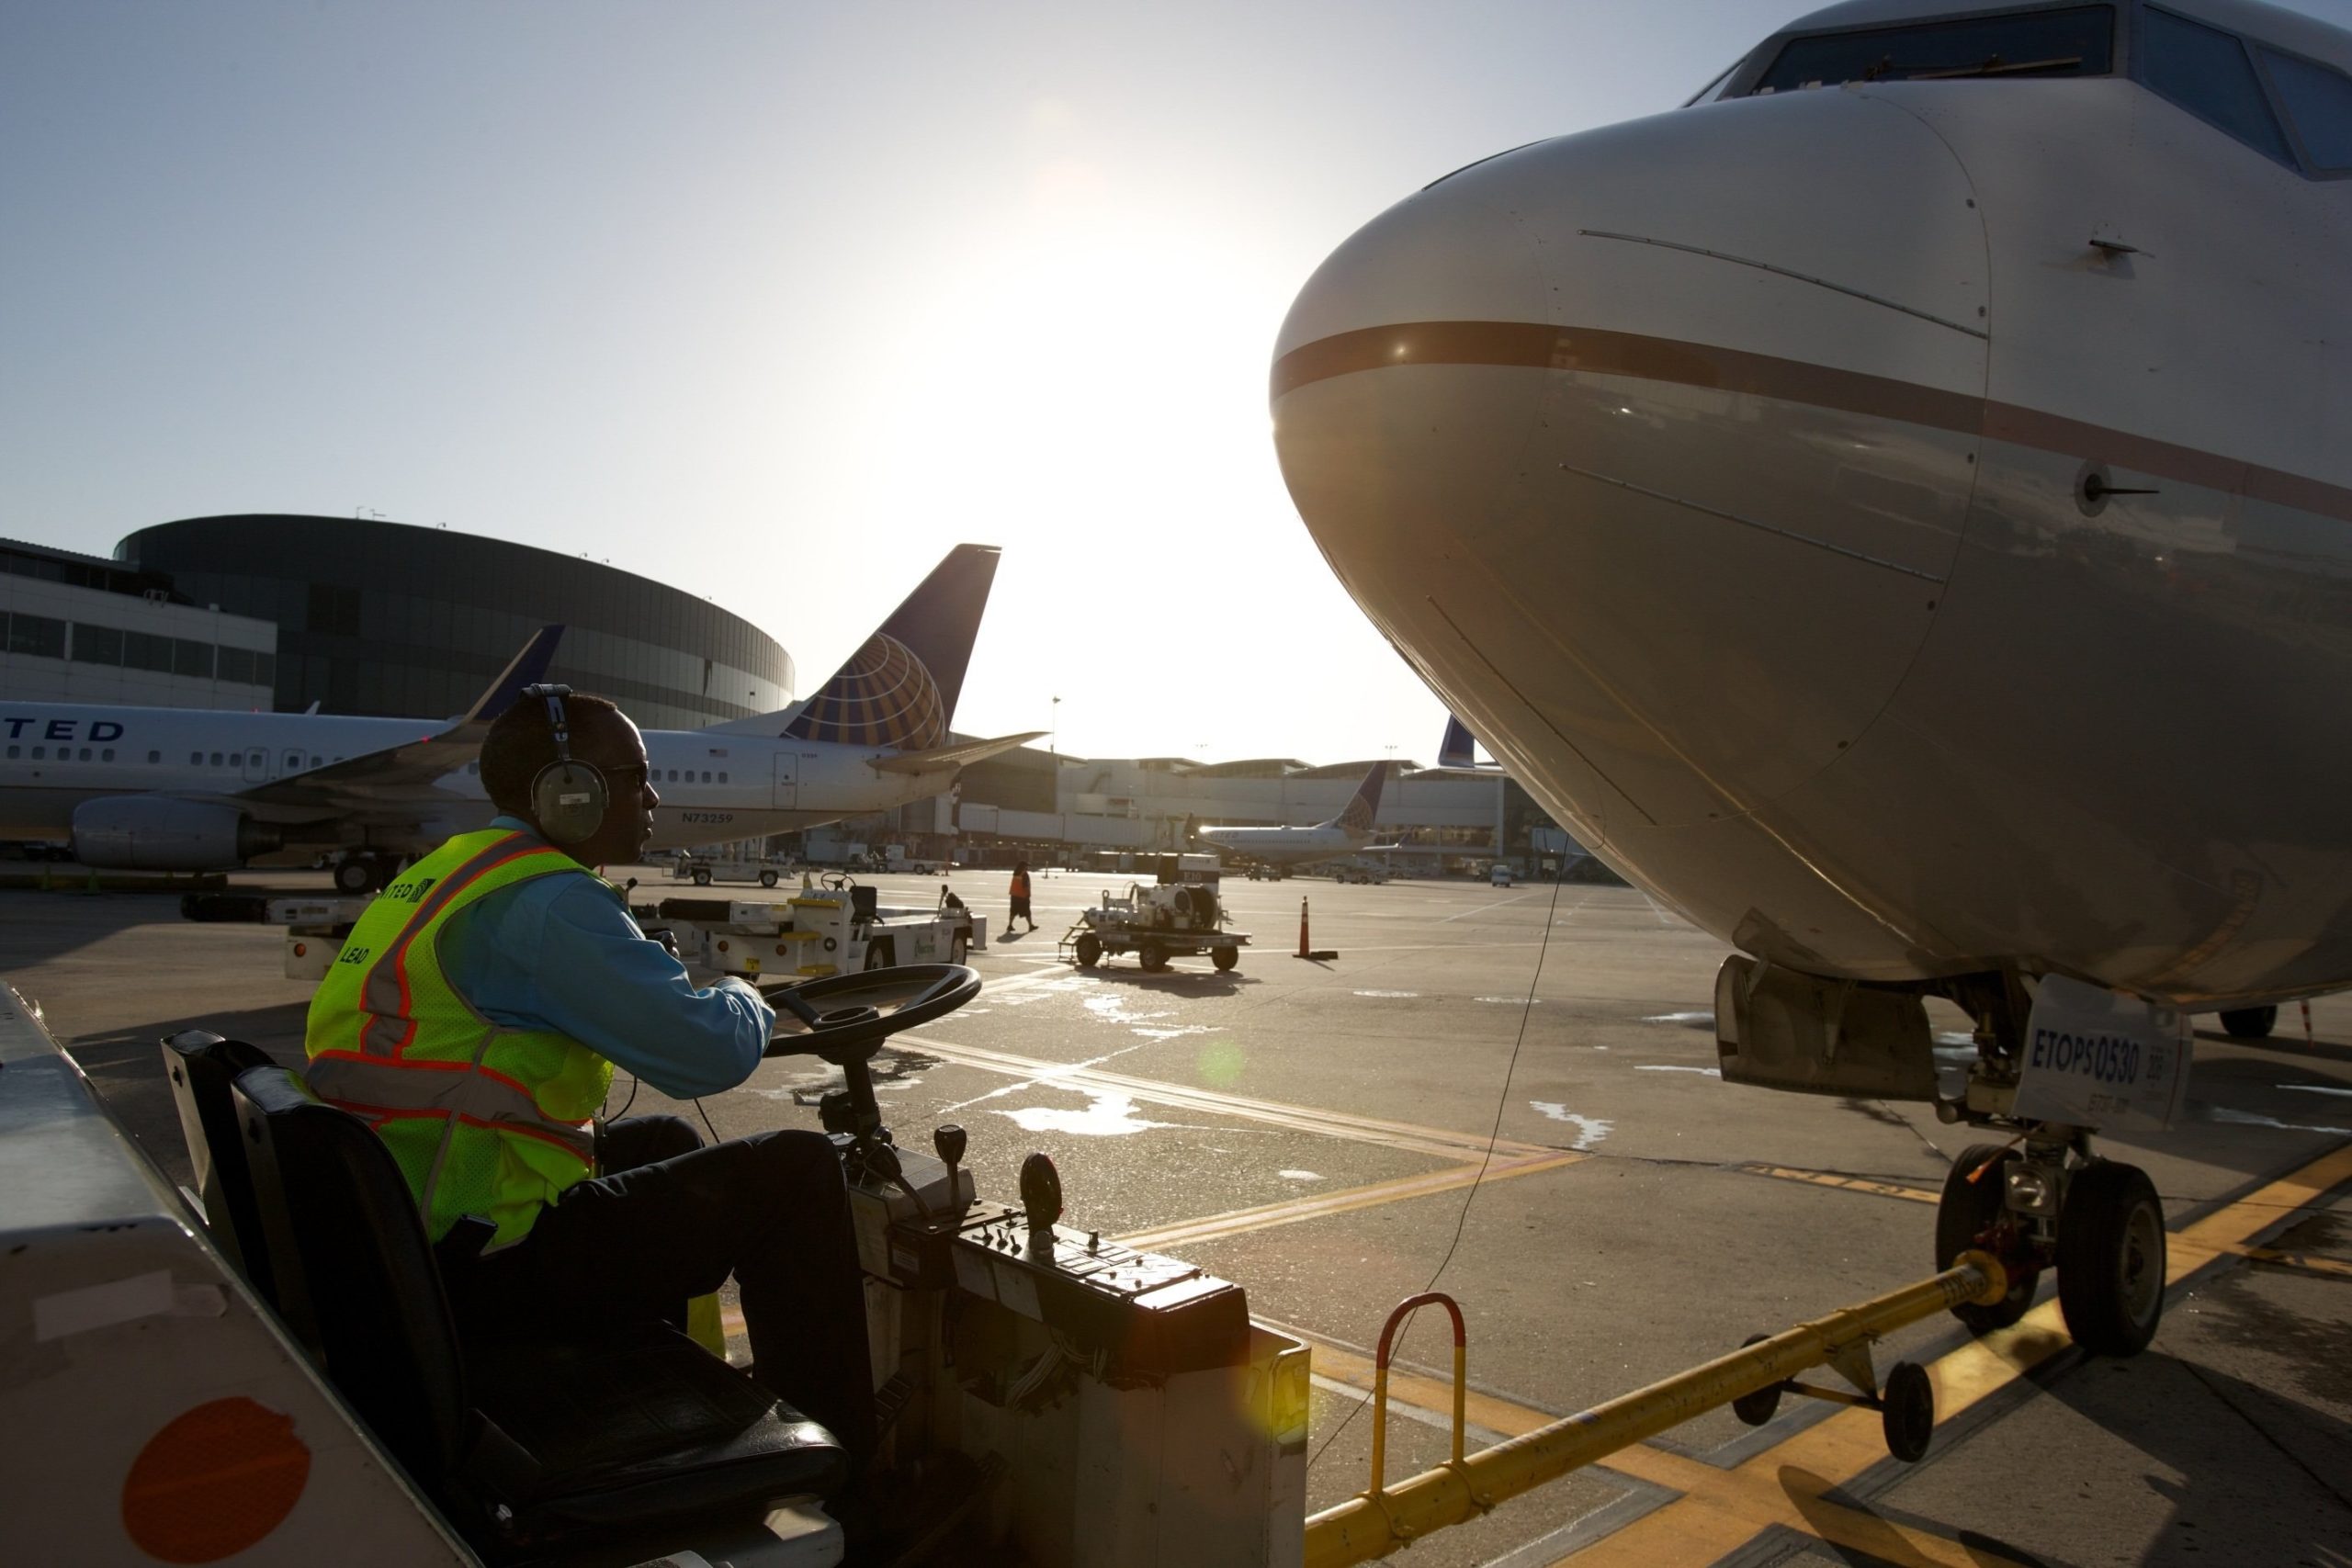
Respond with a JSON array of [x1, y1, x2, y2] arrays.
[[784, 634, 948, 750]]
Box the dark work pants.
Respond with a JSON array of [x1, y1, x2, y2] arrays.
[[448, 1115, 877, 1462]]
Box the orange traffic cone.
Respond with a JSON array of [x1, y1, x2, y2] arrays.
[[1295, 897, 1310, 958]]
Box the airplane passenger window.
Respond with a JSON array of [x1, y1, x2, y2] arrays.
[[310, 755, 321, 766], [2261, 47, 2352, 171], [148, 750, 160, 763], [2139, 6, 2293, 164], [1748, 6, 2112, 93], [702, 771, 712, 784], [6, 746, 17, 760], [78, 748, 91, 761], [31, 747, 44, 760], [190, 751, 203, 765], [285, 751, 300, 770], [718, 772, 729, 784], [102, 749, 114, 761], [209, 751, 224, 766]]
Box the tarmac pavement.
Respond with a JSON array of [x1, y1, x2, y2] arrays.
[[5, 865, 2347, 1566]]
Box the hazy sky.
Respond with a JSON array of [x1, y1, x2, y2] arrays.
[[6, 1, 2347, 761]]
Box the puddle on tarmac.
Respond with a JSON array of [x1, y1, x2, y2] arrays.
[[1634, 1065, 1720, 1077], [1082, 992, 1209, 1040], [998, 1090, 1174, 1136], [1354, 989, 1419, 998], [1475, 996, 1541, 1005], [1530, 1101, 1613, 1148], [761, 1048, 941, 1105], [1279, 1169, 1324, 1182]]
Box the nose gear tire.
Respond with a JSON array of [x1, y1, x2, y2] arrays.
[[1937, 1144, 2038, 1332], [2056, 1160, 2165, 1358]]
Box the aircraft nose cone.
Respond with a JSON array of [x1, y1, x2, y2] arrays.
[[1272, 90, 1988, 845]]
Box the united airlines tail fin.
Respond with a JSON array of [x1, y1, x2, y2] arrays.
[[1438, 714, 1477, 770], [1329, 760, 1391, 832], [701, 544, 1003, 745]]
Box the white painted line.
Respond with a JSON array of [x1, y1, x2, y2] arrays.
[[1442, 890, 1542, 923]]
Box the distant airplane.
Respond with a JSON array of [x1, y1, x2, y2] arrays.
[[1269, 0, 2352, 1358], [2, 545, 1039, 889], [1193, 760, 1393, 867], [1436, 714, 1480, 771]]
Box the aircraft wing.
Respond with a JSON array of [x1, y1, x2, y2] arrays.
[[868, 732, 1045, 774], [230, 626, 564, 817]]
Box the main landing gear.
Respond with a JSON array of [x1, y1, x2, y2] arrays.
[[333, 852, 401, 894]]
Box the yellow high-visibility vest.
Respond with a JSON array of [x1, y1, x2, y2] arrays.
[[305, 828, 613, 1247]]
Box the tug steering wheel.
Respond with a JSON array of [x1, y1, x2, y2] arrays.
[[760, 964, 981, 1194], [759, 964, 979, 1062]]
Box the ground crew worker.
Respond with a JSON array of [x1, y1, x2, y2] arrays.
[[1007, 859, 1035, 934], [302, 687, 876, 1461]]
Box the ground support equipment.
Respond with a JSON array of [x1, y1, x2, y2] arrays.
[[1061, 877, 1249, 973], [1307, 1253, 2012, 1568]]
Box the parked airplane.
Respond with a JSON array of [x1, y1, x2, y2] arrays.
[[1270, 0, 2352, 1357], [1, 544, 1039, 889], [1193, 761, 1393, 867], [1436, 714, 1482, 772]]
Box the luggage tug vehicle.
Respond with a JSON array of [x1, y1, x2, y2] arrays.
[[1, 968, 1306, 1565]]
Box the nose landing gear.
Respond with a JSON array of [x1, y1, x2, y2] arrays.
[[1933, 1124, 2166, 1357]]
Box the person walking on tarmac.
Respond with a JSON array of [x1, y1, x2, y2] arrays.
[[302, 685, 877, 1464], [1007, 860, 1036, 935]]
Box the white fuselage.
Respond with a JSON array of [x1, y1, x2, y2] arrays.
[[1272, 28, 2352, 1007], [1194, 821, 1376, 866], [0, 703, 957, 854]]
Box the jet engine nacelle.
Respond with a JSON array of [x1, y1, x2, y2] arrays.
[[71, 797, 282, 871]]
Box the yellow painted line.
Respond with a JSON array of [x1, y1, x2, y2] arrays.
[[1554, 1139, 2352, 1565], [1118, 1151, 1585, 1253], [2242, 1245, 2352, 1280], [904, 1033, 1561, 1162], [1742, 1164, 1938, 1204]]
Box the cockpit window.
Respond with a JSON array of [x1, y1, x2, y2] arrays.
[[2139, 6, 2293, 166], [2260, 47, 2352, 173], [1747, 6, 2114, 95]]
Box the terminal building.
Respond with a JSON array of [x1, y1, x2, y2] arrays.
[[853, 748, 1579, 875], [119, 516, 795, 730], [9, 516, 1568, 872], [2, 537, 277, 710]]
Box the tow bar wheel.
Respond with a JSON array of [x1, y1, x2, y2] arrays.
[[2057, 1160, 2166, 1357], [1881, 1360, 1935, 1463]]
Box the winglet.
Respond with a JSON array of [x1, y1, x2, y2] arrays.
[[462, 626, 566, 724]]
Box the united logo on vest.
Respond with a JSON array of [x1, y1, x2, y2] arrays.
[[305, 828, 615, 1247]]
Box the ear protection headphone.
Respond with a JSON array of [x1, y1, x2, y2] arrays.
[[523, 683, 608, 845]]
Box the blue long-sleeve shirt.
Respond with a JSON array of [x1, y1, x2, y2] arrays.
[[440, 818, 774, 1100]]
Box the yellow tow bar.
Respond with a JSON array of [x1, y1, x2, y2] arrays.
[[1306, 1250, 2011, 1568]]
